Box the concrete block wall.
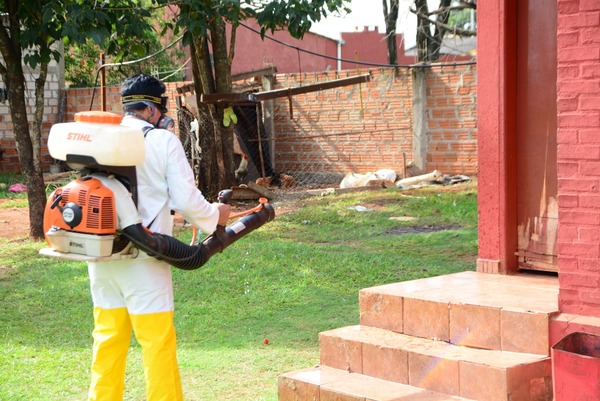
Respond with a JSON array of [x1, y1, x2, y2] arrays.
[[0, 58, 64, 173], [556, 0, 600, 317]]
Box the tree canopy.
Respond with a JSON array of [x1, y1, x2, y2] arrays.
[[0, 0, 350, 238]]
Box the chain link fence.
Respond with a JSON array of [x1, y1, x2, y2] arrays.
[[177, 102, 282, 187], [177, 105, 202, 182]]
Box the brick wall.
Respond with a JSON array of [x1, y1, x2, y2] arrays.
[[17, 66, 477, 180], [64, 82, 183, 121], [556, 0, 600, 316], [272, 69, 413, 182], [272, 65, 477, 183], [426, 65, 478, 175]]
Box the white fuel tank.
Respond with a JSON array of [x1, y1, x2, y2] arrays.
[[48, 111, 145, 167]]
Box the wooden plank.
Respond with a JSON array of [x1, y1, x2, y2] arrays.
[[200, 74, 371, 104], [253, 74, 371, 101]]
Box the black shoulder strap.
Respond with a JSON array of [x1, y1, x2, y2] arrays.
[[142, 126, 155, 137]]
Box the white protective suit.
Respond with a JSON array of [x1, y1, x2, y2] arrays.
[[87, 115, 219, 401]]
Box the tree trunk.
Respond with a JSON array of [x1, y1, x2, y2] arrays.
[[209, 18, 236, 191], [0, 8, 47, 239], [189, 19, 236, 198], [190, 35, 220, 198], [430, 0, 452, 61], [33, 63, 48, 176], [2, 66, 47, 239], [383, 0, 400, 65], [414, 0, 431, 63]]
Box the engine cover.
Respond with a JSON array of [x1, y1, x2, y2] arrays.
[[44, 176, 117, 235], [42, 174, 142, 260]]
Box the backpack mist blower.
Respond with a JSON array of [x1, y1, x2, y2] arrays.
[[40, 111, 275, 270]]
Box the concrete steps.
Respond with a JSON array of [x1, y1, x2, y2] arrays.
[[279, 366, 475, 401], [278, 271, 559, 401]]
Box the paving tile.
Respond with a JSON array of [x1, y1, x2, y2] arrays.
[[409, 351, 460, 395], [506, 360, 553, 401], [362, 340, 409, 384], [458, 360, 508, 401], [362, 271, 558, 311], [278, 368, 329, 401], [316, 325, 552, 400], [281, 272, 559, 401], [458, 355, 552, 401]]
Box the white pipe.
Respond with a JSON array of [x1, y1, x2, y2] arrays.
[[337, 38, 345, 71]]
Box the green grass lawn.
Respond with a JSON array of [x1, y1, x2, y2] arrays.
[[0, 182, 477, 400]]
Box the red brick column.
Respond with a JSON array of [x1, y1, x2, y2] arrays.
[[556, 0, 600, 317]]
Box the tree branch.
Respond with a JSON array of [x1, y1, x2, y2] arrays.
[[428, 3, 476, 16], [410, 7, 476, 37]]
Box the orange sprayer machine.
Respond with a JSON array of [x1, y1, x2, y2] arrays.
[[40, 111, 275, 269]]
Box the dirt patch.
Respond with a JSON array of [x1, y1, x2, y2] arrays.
[[0, 201, 30, 239], [0, 198, 288, 240]]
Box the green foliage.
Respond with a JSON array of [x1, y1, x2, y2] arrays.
[[448, 7, 476, 30], [170, 0, 351, 44], [64, 4, 187, 88], [0, 184, 477, 400], [0, 0, 155, 70], [0, 172, 75, 203], [65, 35, 186, 88], [253, 0, 350, 38], [0, 198, 28, 208]]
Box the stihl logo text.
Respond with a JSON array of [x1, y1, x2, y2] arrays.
[[67, 133, 93, 142]]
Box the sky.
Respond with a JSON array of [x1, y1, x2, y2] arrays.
[[310, 0, 435, 49]]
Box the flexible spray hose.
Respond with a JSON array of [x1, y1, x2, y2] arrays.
[[120, 191, 275, 270]]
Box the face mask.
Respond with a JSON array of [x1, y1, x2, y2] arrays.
[[157, 114, 175, 132]]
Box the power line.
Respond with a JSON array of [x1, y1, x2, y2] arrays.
[[89, 35, 185, 110], [238, 21, 475, 69]]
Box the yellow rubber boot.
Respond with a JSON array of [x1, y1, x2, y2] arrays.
[[88, 307, 132, 401], [130, 311, 183, 401]]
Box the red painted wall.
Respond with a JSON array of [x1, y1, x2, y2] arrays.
[[340, 27, 411, 69], [476, 0, 518, 274], [231, 22, 414, 75], [556, 0, 600, 317], [231, 20, 339, 75]]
